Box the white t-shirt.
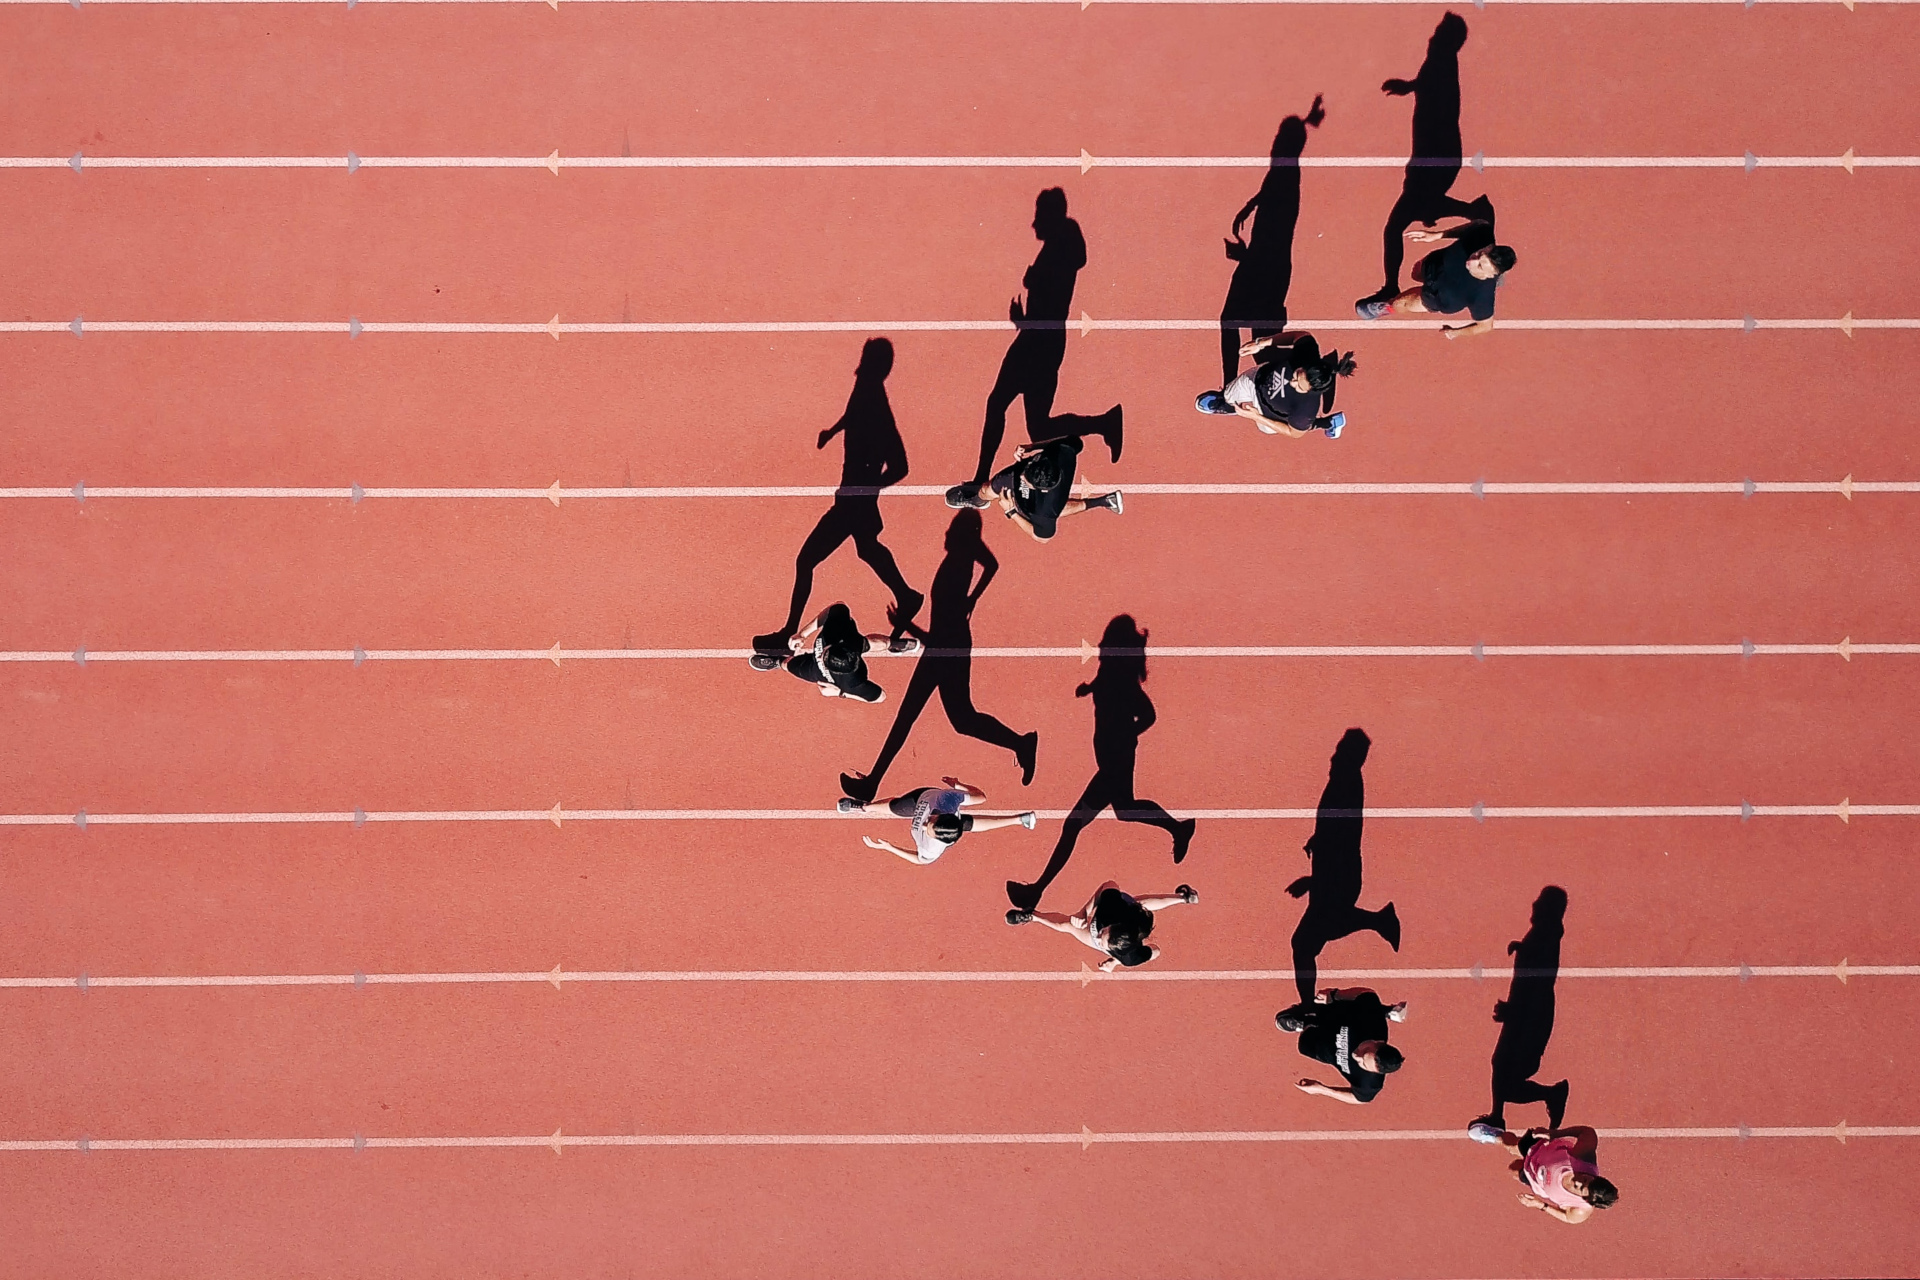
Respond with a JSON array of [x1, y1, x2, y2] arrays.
[[910, 788, 969, 863]]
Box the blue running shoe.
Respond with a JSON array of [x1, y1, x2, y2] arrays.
[[1354, 298, 1394, 320], [1324, 412, 1346, 439], [1195, 390, 1234, 415]]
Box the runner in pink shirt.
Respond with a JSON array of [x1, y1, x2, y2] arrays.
[[1495, 1126, 1619, 1223]]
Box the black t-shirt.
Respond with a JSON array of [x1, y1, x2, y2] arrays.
[[815, 633, 874, 693], [1009, 436, 1082, 539], [1297, 992, 1391, 1102], [1252, 360, 1328, 432], [1419, 222, 1498, 321]]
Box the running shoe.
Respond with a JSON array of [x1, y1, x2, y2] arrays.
[[1467, 1118, 1507, 1145], [1324, 412, 1346, 439], [749, 653, 784, 671], [1020, 812, 1037, 829], [1006, 909, 1034, 926], [1195, 391, 1234, 415], [1354, 298, 1394, 320], [944, 483, 991, 510], [836, 797, 863, 813], [1175, 883, 1197, 903]]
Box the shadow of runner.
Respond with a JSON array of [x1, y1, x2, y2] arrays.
[[838, 510, 1036, 805], [1217, 95, 1323, 389], [1006, 615, 1195, 911], [1473, 886, 1571, 1133], [1363, 12, 1488, 303], [954, 189, 1121, 495], [755, 338, 923, 649], [1286, 728, 1401, 1004]]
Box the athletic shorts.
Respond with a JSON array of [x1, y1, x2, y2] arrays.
[[787, 653, 883, 703]]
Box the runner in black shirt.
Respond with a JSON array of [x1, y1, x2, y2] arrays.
[[1355, 209, 1515, 338], [973, 433, 1121, 542], [749, 602, 911, 704], [1283, 987, 1407, 1104], [1197, 334, 1355, 437]]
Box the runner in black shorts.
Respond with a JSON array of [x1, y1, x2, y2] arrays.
[[1355, 206, 1515, 339], [750, 602, 912, 704], [1006, 879, 1198, 971], [952, 433, 1121, 542]]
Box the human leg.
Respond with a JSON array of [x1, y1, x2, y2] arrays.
[[1007, 771, 1111, 910]]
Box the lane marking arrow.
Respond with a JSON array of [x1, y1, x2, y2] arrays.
[[549, 802, 564, 829], [547, 480, 562, 507], [1079, 149, 1095, 174], [546, 149, 561, 176], [546, 314, 562, 341]]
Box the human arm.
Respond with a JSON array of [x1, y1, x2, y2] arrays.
[[862, 835, 924, 863], [1099, 943, 1158, 972], [1002, 500, 1047, 542], [875, 432, 909, 488], [1556, 1126, 1600, 1161], [1296, 1079, 1369, 1104], [1318, 987, 1374, 1003], [1518, 1195, 1592, 1224], [1134, 885, 1196, 911], [1404, 217, 1490, 245]]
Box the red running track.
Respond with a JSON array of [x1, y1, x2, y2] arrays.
[[2, 4, 1919, 1278]]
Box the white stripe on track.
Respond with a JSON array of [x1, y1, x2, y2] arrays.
[[4, 642, 1915, 663], [1, 1125, 1912, 1155], [3, 802, 1909, 828], [4, 480, 1912, 501], [7, 963, 1913, 990], [5, 317, 1915, 336], [13, 153, 1920, 172]]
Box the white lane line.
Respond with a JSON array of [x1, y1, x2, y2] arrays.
[[3, 0, 1918, 7], [2, 801, 1907, 828], [15, 152, 1920, 173], [4, 641, 1914, 664], [3, 479, 1912, 501], [7, 962, 1912, 990], [6, 316, 1914, 337], [1, 1124, 1910, 1155]]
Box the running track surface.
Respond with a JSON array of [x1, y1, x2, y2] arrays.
[[3, 7, 1919, 1280]]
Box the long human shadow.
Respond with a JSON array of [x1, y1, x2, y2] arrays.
[[959, 188, 1122, 491], [754, 338, 923, 648], [1287, 728, 1400, 1004], [1006, 615, 1194, 911], [1476, 886, 1571, 1130], [838, 509, 1036, 805], [1364, 12, 1490, 301], [1216, 95, 1323, 389]]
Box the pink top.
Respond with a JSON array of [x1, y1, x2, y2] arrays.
[[1523, 1137, 1600, 1211]]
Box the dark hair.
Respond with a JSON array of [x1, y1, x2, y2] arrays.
[[1486, 245, 1517, 273], [1107, 936, 1154, 967], [817, 603, 861, 674], [1021, 452, 1062, 491], [1300, 351, 1358, 393], [1582, 1175, 1619, 1208], [930, 812, 972, 844], [1372, 1044, 1404, 1073]]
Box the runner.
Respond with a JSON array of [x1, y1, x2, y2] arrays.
[[1197, 333, 1355, 437], [840, 777, 1036, 864], [1006, 879, 1197, 970], [1489, 1126, 1620, 1223], [955, 432, 1121, 542], [1284, 986, 1408, 1105], [1355, 206, 1516, 339], [750, 602, 912, 704]]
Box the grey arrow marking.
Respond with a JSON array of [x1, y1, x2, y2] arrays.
[[1743, 477, 1756, 498], [353, 970, 367, 986], [351, 483, 364, 504], [349, 316, 362, 338], [1743, 314, 1757, 334], [1738, 962, 1753, 983], [1471, 801, 1485, 823], [69, 317, 83, 338], [1470, 962, 1483, 981], [1741, 638, 1755, 657], [1472, 641, 1485, 663], [1738, 1122, 1753, 1139], [73, 646, 87, 667], [347, 151, 360, 173], [77, 973, 89, 991], [74, 810, 87, 829], [1471, 149, 1484, 172], [353, 807, 367, 826], [73, 481, 85, 502], [1741, 800, 1754, 822], [352, 647, 366, 668], [69, 151, 84, 174], [354, 1133, 366, 1150], [1744, 150, 1757, 173], [1471, 477, 1485, 499]]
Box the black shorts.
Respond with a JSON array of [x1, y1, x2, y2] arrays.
[[787, 653, 883, 703], [888, 787, 930, 818]]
